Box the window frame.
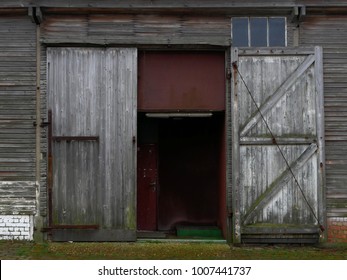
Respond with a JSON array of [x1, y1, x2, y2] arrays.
[[231, 16, 287, 47]]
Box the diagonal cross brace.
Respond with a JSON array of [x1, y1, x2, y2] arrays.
[[240, 54, 315, 137], [242, 143, 318, 225]]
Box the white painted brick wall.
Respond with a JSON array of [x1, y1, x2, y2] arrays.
[[0, 215, 34, 241]]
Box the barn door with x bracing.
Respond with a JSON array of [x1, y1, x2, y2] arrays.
[[231, 47, 325, 243]]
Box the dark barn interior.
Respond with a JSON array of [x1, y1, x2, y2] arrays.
[[137, 114, 226, 237], [137, 50, 227, 238]]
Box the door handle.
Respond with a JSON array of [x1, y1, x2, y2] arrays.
[[149, 181, 157, 191]]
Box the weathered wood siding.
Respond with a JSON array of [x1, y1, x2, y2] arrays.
[[300, 16, 347, 219], [41, 14, 231, 46], [47, 48, 137, 241], [232, 48, 324, 243], [0, 182, 36, 215], [0, 15, 36, 183]]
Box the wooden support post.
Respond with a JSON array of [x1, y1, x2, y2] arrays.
[[231, 48, 241, 244], [315, 46, 327, 241]]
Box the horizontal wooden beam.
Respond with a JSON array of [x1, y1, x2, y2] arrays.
[[237, 47, 315, 56], [41, 38, 231, 47], [51, 229, 136, 242], [52, 136, 99, 142], [43, 224, 99, 230], [242, 224, 320, 234], [240, 137, 316, 145], [1, 1, 347, 9], [241, 236, 319, 244], [0, 1, 297, 9]]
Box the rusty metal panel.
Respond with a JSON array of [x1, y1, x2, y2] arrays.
[[138, 51, 225, 111], [0, 16, 36, 181], [232, 48, 324, 243], [301, 16, 347, 219], [47, 48, 137, 241]]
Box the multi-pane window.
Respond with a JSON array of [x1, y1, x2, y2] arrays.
[[232, 17, 286, 47]]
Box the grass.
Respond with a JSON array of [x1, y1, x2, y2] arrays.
[[1, 241, 347, 260]]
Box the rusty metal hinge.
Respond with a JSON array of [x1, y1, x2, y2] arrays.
[[226, 69, 232, 80], [33, 118, 51, 128]]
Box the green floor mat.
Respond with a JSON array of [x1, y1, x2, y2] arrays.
[[176, 226, 223, 239]]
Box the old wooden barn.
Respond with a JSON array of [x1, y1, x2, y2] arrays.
[[0, 0, 346, 244]]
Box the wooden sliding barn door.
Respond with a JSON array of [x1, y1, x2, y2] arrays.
[[47, 48, 137, 241], [231, 47, 325, 243]]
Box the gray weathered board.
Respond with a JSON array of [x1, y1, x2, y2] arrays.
[[47, 48, 137, 241], [231, 47, 325, 243]]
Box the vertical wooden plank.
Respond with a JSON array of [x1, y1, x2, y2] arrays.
[[104, 48, 137, 231], [126, 49, 137, 231], [48, 48, 103, 226], [225, 48, 233, 243], [103, 48, 114, 228], [34, 23, 43, 240], [35, 26, 41, 183], [315, 46, 327, 240], [231, 48, 241, 243]]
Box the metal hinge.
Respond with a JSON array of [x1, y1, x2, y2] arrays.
[[33, 118, 51, 128], [226, 69, 232, 80]]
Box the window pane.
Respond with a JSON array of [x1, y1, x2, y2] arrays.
[[232, 18, 249, 47], [250, 18, 267, 47], [269, 18, 286, 46]]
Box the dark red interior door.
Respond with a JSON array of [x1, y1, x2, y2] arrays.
[[137, 144, 158, 231]]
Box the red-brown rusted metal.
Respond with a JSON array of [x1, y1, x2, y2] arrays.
[[137, 144, 158, 231], [138, 51, 226, 111], [52, 136, 99, 142]]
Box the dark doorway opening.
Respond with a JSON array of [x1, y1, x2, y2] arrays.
[[137, 50, 227, 239], [137, 113, 226, 238]]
